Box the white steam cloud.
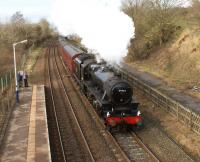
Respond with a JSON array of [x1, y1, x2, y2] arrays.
[[51, 0, 135, 63]]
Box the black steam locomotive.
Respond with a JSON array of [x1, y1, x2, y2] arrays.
[[60, 39, 142, 131]]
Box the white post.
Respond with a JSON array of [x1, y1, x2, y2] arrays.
[[13, 44, 19, 102]]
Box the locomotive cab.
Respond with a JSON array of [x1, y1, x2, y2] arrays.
[[74, 54, 95, 82], [81, 59, 96, 80]]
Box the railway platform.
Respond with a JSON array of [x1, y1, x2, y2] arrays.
[[0, 85, 51, 162]]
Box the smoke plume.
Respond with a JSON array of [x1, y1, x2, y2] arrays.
[[51, 0, 135, 63]]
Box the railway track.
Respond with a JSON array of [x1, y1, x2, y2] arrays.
[[55, 45, 130, 162], [46, 44, 133, 162], [45, 42, 160, 162], [46, 46, 95, 162], [45, 47, 65, 162], [114, 132, 159, 162]]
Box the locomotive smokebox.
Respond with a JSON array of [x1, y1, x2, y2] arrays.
[[104, 78, 133, 105]]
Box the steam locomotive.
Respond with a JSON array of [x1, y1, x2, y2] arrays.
[[59, 37, 142, 131]]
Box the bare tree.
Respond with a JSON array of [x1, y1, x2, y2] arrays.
[[68, 33, 82, 44], [121, 0, 184, 59], [10, 11, 25, 24]]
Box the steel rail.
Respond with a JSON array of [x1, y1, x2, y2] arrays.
[[131, 132, 160, 162], [47, 47, 66, 162], [53, 47, 95, 162]]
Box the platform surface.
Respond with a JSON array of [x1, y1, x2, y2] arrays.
[[0, 85, 51, 162]]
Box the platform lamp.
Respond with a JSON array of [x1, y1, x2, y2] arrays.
[[13, 40, 28, 103]]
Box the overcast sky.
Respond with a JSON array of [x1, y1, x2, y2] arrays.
[[0, 0, 52, 22]]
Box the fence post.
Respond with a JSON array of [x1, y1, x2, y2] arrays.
[[7, 93, 10, 111], [166, 98, 168, 111], [177, 104, 179, 120], [1, 78, 3, 93], [189, 110, 193, 130], [1, 100, 5, 114], [5, 74, 8, 88], [10, 71, 12, 83], [10, 71, 12, 89], [0, 100, 2, 114]]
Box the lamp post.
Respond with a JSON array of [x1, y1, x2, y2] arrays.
[[13, 40, 28, 103]]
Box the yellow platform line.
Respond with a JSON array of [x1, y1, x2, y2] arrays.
[[27, 85, 37, 162]]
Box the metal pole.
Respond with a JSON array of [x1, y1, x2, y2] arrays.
[[13, 44, 19, 103]]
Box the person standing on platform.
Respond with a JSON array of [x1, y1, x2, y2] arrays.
[[18, 71, 23, 87], [23, 71, 28, 87]]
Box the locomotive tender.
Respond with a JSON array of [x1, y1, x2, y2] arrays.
[[59, 38, 142, 131]]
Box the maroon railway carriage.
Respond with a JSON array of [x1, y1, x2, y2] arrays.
[[61, 43, 83, 73]]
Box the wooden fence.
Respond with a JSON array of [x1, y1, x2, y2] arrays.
[[115, 66, 200, 135], [0, 71, 14, 96]]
